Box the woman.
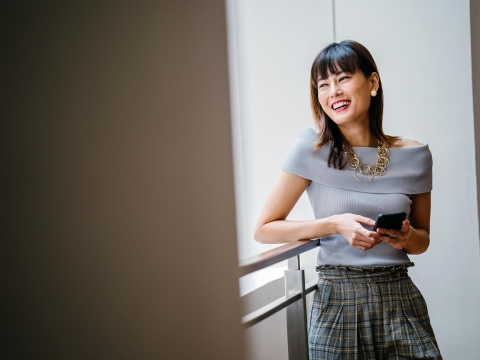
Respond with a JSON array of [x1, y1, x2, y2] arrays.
[[254, 40, 442, 359]]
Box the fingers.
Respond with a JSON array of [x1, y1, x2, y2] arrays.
[[355, 216, 376, 226], [381, 236, 405, 250], [376, 220, 410, 236], [341, 216, 413, 251], [349, 231, 383, 251], [376, 220, 411, 250], [376, 228, 397, 237], [339, 214, 383, 251]]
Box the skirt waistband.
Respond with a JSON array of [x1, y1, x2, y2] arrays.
[[315, 262, 414, 283]]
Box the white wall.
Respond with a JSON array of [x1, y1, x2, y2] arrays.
[[227, 2, 334, 357], [228, 0, 334, 261], [230, 0, 480, 358], [335, 1, 480, 358]]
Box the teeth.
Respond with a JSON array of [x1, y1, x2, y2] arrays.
[[333, 101, 350, 110]]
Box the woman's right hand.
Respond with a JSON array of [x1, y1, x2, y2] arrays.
[[331, 213, 383, 251]]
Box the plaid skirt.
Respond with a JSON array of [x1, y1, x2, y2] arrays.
[[308, 263, 442, 360]]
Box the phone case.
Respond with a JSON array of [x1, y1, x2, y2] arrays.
[[373, 212, 406, 231]]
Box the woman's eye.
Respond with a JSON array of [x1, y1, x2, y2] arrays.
[[339, 76, 350, 81], [318, 84, 327, 89]]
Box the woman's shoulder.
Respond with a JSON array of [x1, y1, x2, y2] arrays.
[[389, 137, 432, 161], [297, 127, 318, 142], [288, 127, 319, 152], [390, 137, 423, 148], [388, 137, 433, 175]]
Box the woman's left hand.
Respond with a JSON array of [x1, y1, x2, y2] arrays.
[[376, 220, 412, 250]]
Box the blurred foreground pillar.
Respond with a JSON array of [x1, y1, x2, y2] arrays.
[[0, 1, 245, 359]]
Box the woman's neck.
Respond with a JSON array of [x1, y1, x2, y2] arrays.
[[339, 125, 376, 147]]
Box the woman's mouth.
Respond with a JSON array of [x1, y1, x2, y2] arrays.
[[332, 100, 351, 112]]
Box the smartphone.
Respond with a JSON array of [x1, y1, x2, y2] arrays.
[[372, 212, 407, 232]]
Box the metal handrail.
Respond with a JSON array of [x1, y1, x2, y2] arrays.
[[238, 239, 320, 277], [242, 292, 302, 328], [241, 278, 319, 328], [239, 240, 321, 359], [239, 241, 320, 324]]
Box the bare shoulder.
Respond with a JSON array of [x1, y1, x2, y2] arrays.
[[390, 138, 422, 148]]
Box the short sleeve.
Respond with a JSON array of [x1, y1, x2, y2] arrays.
[[282, 127, 318, 180]]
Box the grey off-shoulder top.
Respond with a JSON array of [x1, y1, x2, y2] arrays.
[[282, 128, 433, 266]]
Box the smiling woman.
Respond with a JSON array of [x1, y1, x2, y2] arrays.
[[254, 40, 442, 359], [310, 40, 394, 168]]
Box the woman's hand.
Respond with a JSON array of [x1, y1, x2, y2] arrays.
[[333, 213, 383, 251], [376, 219, 412, 250]]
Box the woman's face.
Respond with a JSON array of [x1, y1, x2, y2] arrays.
[[316, 70, 378, 128]]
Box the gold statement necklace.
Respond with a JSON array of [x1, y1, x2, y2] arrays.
[[343, 140, 389, 184]]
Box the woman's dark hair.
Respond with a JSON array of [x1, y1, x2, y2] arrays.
[[310, 40, 396, 169]]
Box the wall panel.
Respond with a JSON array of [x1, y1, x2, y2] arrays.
[[230, 0, 334, 260], [335, 1, 480, 358]]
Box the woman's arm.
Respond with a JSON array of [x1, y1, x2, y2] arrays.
[[376, 192, 431, 254], [254, 171, 383, 250]]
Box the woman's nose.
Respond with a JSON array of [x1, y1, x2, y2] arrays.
[[330, 85, 342, 98]]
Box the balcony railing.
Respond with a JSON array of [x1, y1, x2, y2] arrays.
[[239, 239, 320, 360]]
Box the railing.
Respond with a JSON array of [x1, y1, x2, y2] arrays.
[[239, 239, 320, 360]]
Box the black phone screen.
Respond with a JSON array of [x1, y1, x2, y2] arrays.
[[373, 212, 407, 231]]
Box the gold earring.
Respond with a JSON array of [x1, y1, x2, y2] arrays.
[[371, 90, 377, 97]]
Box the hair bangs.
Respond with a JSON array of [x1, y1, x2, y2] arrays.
[[313, 44, 359, 84]]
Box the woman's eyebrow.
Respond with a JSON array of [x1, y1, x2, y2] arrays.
[[317, 71, 345, 82]]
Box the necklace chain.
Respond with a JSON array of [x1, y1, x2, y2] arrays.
[[342, 140, 389, 184]]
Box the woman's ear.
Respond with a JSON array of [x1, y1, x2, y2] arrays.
[[370, 72, 380, 92]]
